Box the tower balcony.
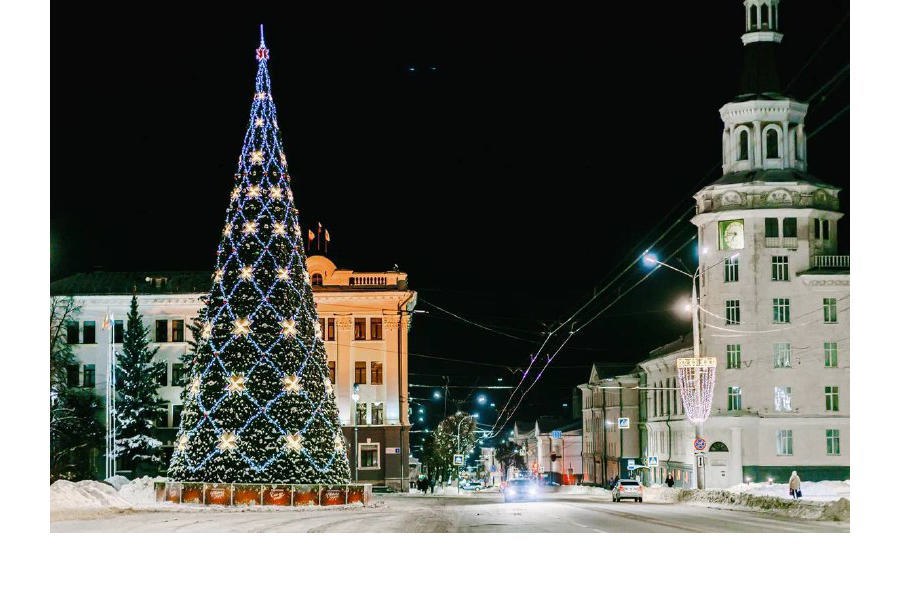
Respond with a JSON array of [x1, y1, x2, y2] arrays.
[[811, 255, 849, 270]]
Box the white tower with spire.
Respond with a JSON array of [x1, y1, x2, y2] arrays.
[[686, 1, 849, 487]]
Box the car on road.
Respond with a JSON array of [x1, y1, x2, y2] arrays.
[[460, 480, 483, 491], [502, 479, 540, 502], [612, 479, 643, 502]]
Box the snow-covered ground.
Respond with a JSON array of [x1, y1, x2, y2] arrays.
[[727, 480, 850, 502]]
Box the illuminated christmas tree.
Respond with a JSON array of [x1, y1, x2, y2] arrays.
[[168, 27, 351, 484]]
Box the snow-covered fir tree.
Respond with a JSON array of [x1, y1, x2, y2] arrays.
[[115, 295, 167, 475], [168, 28, 351, 484]]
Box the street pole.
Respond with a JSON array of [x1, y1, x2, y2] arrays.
[[691, 274, 705, 490]]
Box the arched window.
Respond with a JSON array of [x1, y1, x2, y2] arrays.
[[766, 128, 780, 158], [761, 4, 769, 29], [709, 441, 729, 452], [738, 130, 749, 161], [312, 273, 323, 286], [750, 5, 758, 30]]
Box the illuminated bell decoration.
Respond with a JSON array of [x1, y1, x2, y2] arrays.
[[232, 316, 252, 336], [189, 378, 201, 397], [230, 187, 241, 200], [284, 432, 304, 454], [217, 431, 239, 452], [213, 269, 224, 283], [249, 150, 264, 165], [247, 184, 261, 198], [286, 189, 293, 201], [255, 117, 264, 127], [280, 318, 297, 337], [334, 434, 345, 451], [276, 267, 290, 281], [239, 265, 254, 281], [226, 373, 247, 394], [324, 377, 334, 396], [242, 220, 258, 235], [223, 223, 233, 237], [273, 222, 286, 236], [201, 322, 212, 339], [282, 373, 302, 394], [269, 187, 282, 200], [293, 223, 302, 236], [255, 91, 266, 100], [176, 434, 189, 452]]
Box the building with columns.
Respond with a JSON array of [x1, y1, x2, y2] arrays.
[[50, 256, 417, 490], [687, 0, 849, 486]]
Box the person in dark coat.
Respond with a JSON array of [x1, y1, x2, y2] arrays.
[[428, 477, 435, 495], [665, 474, 675, 488]]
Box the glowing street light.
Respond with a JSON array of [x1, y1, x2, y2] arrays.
[[477, 395, 486, 405], [433, 391, 441, 399]]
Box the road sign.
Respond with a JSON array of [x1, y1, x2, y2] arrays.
[[693, 437, 707, 452], [490, 465, 496, 472], [551, 430, 562, 439], [647, 456, 659, 467], [453, 454, 464, 466], [617, 417, 630, 429], [385, 447, 401, 454], [627, 459, 636, 469]]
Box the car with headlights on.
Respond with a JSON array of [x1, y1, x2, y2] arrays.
[[612, 479, 643, 502], [460, 480, 483, 491], [502, 479, 540, 502]]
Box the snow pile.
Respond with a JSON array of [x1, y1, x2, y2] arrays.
[[555, 485, 612, 499], [50, 479, 133, 520], [726, 480, 850, 502], [643, 485, 680, 503], [118, 476, 165, 507], [678, 485, 850, 521], [104, 475, 131, 491]]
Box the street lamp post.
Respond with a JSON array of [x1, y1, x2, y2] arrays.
[[642, 250, 734, 490]]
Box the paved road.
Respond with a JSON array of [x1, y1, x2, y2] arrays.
[[50, 492, 849, 533]]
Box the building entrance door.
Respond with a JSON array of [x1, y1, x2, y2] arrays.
[[708, 441, 730, 489]]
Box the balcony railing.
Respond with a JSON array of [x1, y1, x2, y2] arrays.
[[765, 236, 798, 249], [812, 255, 850, 269], [348, 275, 389, 287]]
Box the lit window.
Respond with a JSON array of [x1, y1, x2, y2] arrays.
[[726, 344, 741, 369], [774, 386, 792, 412], [826, 429, 840, 456], [773, 298, 791, 323], [327, 318, 335, 340], [354, 318, 366, 340], [356, 402, 368, 425], [372, 403, 384, 425], [370, 318, 383, 340], [774, 343, 791, 368], [371, 362, 383, 385], [776, 430, 793, 456], [824, 342, 838, 368], [354, 361, 367, 384], [359, 443, 379, 469], [825, 386, 839, 411]]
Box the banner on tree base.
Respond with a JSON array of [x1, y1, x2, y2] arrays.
[[159, 482, 372, 507]]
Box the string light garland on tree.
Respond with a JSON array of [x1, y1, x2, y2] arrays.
[[167, 26, 351, 484]]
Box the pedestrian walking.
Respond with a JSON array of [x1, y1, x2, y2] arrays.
[[665, 474, 675, 488], [788, 471, 802, 499], [429, 477, 435, 495]]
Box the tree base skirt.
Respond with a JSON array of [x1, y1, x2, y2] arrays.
[[156, 481, 372, 507]]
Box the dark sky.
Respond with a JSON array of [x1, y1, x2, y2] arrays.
[[51, 1, 849, 431]]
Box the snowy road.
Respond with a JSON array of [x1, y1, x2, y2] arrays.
[[50, 493, 849, 533]]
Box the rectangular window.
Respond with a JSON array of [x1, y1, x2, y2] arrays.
[[782, 217, 797, 238], [371, 402, 384, 425], [823, 298, 838, 323], [825, 386, 839, 411], [354, 318, 366, 340], [358, 443, 379, 469], [155, 320, 168, 343], [66, 321, 79, 344], [172, 320, 184, 343], [773, 298, 791, 323], [327, 318, 335, 341], [328, 361, 336, 383], [814, 218, 821, 239], [114, 320, 124, 343], [354, 361, 367, 384], [727, 386, 742, 411], [82, 364, 96, 388], [173, 405, 184, 429], [172, 363, 186, 386], [370, 318, 383, 340], [774, 386, 792, 412], [776, 430, 793, 456], [774, 342, 791, 368], [370, 361, 383, 385], [771, 256, 789, 281], [318, 319, 325, 338], [724, 256, 739, 283], [826, 429, 840, 456], [66, 364, 80, 387], [356, 401, 368, 425], [823, 220, 831, 240], [824, 342, 838, 368], [158, 364, 168, 387], [765, 217, 779, 238], [82, 321, 96, 344], [726, 344, 741, 369], [726, 300, 741, 325]]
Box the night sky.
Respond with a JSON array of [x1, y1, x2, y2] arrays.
[[51, 1, 849, 431]]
